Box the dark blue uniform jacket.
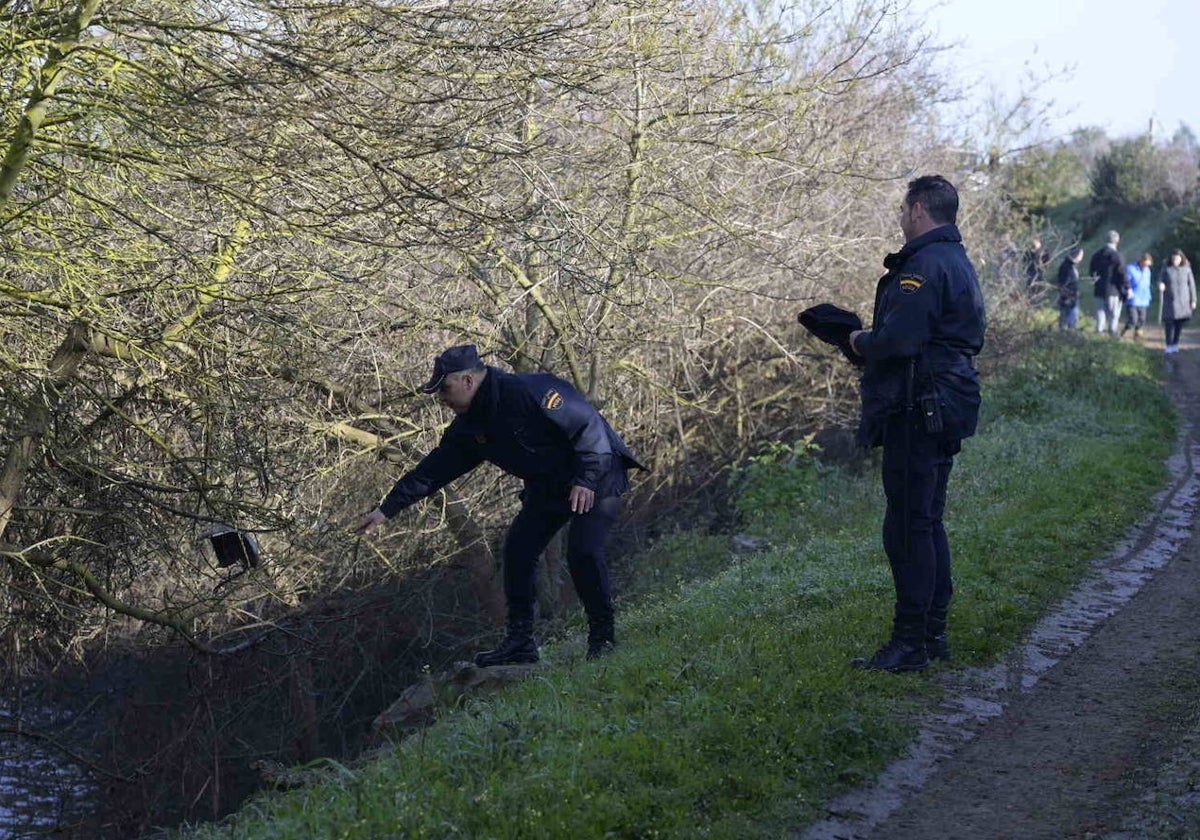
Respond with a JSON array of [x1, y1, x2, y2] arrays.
[[379, 367, 644, 517], [855, 224, 987, 448]]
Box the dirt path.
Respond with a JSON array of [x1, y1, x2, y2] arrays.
[[801, 330, 1200, 840]]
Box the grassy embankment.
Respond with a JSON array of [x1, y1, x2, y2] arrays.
[[175, 333, 1173, 840]]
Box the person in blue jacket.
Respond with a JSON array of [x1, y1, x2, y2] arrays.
[[1120, 253, 1154, 339], [357, 345, 645, 665], [848, 174, 987, 672]]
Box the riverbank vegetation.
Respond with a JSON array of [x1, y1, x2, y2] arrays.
[[170, 333, 1173, 839]]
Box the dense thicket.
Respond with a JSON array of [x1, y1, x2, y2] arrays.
[[1091, 127, 1200, 210], [0, 0, 992, 661], [1159, 207, 1200, 261], [0, 0, 1024, 830]]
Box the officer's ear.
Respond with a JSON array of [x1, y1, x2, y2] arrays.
[[460, 370, 483, 395]]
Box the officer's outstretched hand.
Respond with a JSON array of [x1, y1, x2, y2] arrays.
[[355, 508, 388, 535], [568, 485, 595, 514]]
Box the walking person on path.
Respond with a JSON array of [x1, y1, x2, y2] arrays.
[[1160, 249, 1197, 354], [1090, 231, 1128, 338], [1057, 246, 1083, 330], [1121, 253, 1154, 339], [846, 174, 987, 672]]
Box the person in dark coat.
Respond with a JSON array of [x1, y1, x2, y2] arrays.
[[357, 345, 645, 664], [1089, 231, 1128, 337], [1160, 249, 1197, 353], [847, 174, 987, 672], [1057, 246, 1083, 329], [1022, 235, 1050, 300]]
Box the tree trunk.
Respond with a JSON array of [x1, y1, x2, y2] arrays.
[[0, 326, 89, 541]]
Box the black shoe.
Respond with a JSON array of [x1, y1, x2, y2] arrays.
[[926, 634, 951, 662], [586, 615, 616, 661], [852, 639, 929, 672], [474, 635, 539, 667], [586, 639, 616, 660]]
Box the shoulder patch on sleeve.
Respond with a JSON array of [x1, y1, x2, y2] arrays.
[[899, 273, 925, 294], [542, 389, 564, 411]]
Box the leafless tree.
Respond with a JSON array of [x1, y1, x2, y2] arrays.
[[0, 0, 1005, 680]]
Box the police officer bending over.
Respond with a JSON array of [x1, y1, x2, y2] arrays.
[[848, 174, 987, 672], [357, 345, 645, 665]]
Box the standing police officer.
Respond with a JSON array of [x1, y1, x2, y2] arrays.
[[848, 175, 987, 672], [357, 345, 644, 665]]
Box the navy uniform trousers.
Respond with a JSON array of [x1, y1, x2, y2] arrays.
[[881, 412, 960, 628], [502, 493, 621, 626]]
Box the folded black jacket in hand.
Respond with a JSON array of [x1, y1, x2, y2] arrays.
[[798, 303, 864, 365]]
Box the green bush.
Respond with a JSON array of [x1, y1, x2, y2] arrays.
[[731, 439, 823, 527], [1152, 205, 1200, 261], [1091, 135, 1198, 210]]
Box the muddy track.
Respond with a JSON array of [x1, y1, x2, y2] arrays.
[[801, 334, 1200, 840]]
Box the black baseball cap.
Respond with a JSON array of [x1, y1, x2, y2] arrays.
[[420, 344, 483, 393]]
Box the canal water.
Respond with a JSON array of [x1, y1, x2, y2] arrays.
[[0, 709, 92, 839]]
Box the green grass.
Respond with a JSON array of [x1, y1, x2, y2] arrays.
[[174, 334, 1174, 840]]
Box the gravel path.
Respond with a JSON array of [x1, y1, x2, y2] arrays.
[[801, 335, 1200, 840]]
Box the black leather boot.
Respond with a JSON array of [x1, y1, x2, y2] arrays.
[[926, 610, 951, 662], [852, 638, 929, 672], [852, 616, 929, 672], [474, 618, 539, 667], [586, 616, 616, 660]]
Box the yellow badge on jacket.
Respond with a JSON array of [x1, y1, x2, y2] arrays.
[[542, 390, 564, 410], [899, 274, 925, 294]]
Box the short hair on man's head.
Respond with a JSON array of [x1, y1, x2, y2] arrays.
[[905, 175, 958, 225], [1107, 230, 1120, 244], [451, 363, 487, 378], [1068, 246, 1084, 260]]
